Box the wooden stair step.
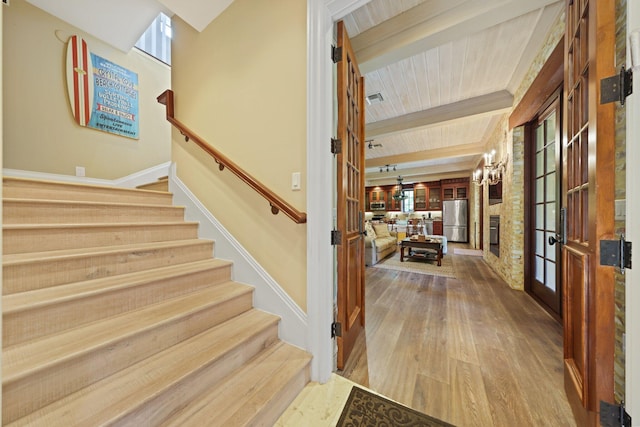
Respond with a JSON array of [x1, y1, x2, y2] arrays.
[[3, 198, 186, 224], [3, 239, 215, 294], [6, 310, 281, 427], [3, 281, 254, 423], [162, 341, 312, 427], [3, 176, 173, 205], [3, 221, 200, 254], [137, 177, 169, 192], [3, 259, 233, 347]]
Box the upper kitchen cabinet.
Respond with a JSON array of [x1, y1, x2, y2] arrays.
[[442, 178, 469, 200]]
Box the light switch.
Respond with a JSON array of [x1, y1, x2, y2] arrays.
[[292, 172, 301, 191]]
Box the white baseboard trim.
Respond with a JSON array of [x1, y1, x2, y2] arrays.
[[168, 165, 309, 351], [3, 162, 172, 188]]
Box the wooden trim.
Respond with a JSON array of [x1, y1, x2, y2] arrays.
[[157, 90, 307, 224], [509, 37, 565, 129]]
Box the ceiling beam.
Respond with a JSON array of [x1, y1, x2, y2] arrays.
[[365, 90, 513, 139], [366, 142, 484, 168], [354, 0, 563, 74]]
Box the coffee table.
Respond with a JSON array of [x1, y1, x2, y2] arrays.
[[400, 238, 443, 266]]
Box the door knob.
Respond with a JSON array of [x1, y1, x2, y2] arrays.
[[548, 235, 560, 245]]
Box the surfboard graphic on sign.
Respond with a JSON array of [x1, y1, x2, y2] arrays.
[[66, 35, 94, 127]]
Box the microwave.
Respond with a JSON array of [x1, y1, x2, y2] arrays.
[[370, 201, 385, 210]]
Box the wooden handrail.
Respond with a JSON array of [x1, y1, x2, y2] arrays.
[[157, 90, 307, 224]]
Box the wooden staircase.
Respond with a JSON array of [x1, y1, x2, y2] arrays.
[[2, 176, 311, 426]]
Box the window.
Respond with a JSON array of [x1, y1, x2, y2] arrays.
[[135, 13, 172, 65], [401, 189, 414, 213]]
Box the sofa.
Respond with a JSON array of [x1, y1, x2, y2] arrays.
[[364, 222, 398, 266]]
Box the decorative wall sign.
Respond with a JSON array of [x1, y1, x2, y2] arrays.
[[66, 35, 139, 139]]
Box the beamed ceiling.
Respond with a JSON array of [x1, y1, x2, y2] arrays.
[[24, 0, 563, 186], [342, 0, 563, 186]]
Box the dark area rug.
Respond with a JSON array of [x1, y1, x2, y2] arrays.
[[336, 386, 455, 427]]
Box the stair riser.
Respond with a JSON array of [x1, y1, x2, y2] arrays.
[[3, 180, 173, 205], [3, 223, 199, 254], [137, 180, 169, 192], [3, 242, 214, 294], [4, 265, 233, 347], [3, 292, 254, 424], [110, 324, 280, 427], [3, 201, 185, 224], [235, 365, 310, 427]]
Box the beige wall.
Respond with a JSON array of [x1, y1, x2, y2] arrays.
[[171, 0, 308, 308], [3, 1, 170, 179]]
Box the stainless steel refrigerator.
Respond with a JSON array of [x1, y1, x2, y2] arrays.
[[442, 199, 468, 242]]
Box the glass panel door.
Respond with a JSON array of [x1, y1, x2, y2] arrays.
[[531, 103, 561, 315]]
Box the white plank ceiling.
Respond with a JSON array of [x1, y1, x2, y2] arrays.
[[342, 0, 564, 184]]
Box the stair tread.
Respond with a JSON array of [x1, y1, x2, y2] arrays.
[[3, 197, 183, 209], [7, 310, 281, 427], [3, 176, 172, 196], [3, 221, 199, 230], [3, 281, 253, 382], [3, 239, 212, 266], [163, 342, 311, 426], [3, 259, 232, 314]]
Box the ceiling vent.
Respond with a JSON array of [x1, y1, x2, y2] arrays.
[[366, 93, 384, 105]]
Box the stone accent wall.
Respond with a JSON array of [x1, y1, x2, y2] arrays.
[[614, 0, 627, 404], [478, 11, 565, 290]]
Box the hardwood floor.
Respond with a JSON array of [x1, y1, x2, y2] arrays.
[[339, 245, 577, 427]]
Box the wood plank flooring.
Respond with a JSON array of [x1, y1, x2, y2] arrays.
[[339, 245, 577, 427]]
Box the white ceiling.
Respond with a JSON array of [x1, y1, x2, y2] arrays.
[[25, 0, 563, 186], [342, 0, 564, 185], [24, 0, 237, 52]]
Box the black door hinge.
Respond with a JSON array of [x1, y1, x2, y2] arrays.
[[600, 234, 632, 274], [332, 45, 343, 63], [601, 66, 633, 106], [331, 322, 342, 338], [331, 230, 342, 245], [331, 138, 342, 154], [601, 400, 632, 427]]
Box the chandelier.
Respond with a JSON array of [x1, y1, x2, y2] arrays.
[[472, 149, 508, 186], [392, 176, 408, 200]]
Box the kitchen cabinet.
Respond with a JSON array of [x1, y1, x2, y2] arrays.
[[442, 178, 469, 200], [433, 220, 443, 235], [385, 188, 402, 211], [413, 184, 427, 210], [427, 186, 441, 210]]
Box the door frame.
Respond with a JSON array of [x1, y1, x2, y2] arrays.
[[625, 0, 640, 416], [305, 0, 372, 383], [524, 91, 563, 320]]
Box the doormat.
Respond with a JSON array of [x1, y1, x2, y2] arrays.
[[371, 252, 455, 278], [336, 386, 455, 427]]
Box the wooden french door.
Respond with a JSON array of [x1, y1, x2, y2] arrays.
[[335, 20, 366, 370], [530, 100, 562, 316], [562, 0, 616, 424]]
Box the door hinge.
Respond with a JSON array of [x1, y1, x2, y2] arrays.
[[331, 230, 342, 245], [331, 45, 343, 63], [600, 400, 632, 427], [331, 138, 342, 154], [601, 66, 633, 106], [600, 234, 632, 274], [331, 322, 342, 338]]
